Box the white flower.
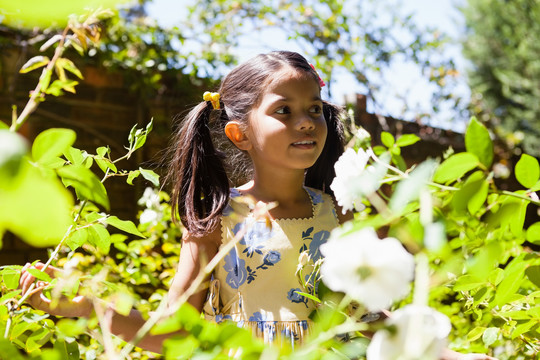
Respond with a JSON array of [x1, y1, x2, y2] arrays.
[[330, 148, 386, 214], [356, 127, 372, 142], [139, 209, 159, 224], [138, 187, 161, 209], [320, 226, 414, 311], [367, 304, 451, 360]]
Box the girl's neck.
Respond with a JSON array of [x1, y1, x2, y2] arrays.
[[240, 169, 308, 206]]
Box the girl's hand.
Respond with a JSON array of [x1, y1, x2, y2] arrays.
[[441, 349, 498, 360], [19, 262, 92, 318]]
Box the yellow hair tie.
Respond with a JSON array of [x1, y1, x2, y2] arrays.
[[203, 91, 221, 110]]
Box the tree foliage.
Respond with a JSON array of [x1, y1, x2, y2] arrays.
[[462, 0, 540, 156]]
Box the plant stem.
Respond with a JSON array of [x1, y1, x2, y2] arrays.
[[10, 26, 70, 132]]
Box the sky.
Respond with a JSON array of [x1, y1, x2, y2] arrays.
[[146, 0, 470, 131]]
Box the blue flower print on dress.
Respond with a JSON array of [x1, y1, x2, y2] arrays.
[[287, 288, 308, 308], [256, 250, 282, 270], [223, 248, 247, 289], [234, 221, 274, 257], [309, 230, 330, 262], [246, 266, 257, 284], [214, 314, 233, 323], [223, 188, 243, 216], [249, 311, 268, 332], [305, 187, 323, 205]]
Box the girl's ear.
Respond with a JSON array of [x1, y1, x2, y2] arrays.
[[225, 121, 252, 151]]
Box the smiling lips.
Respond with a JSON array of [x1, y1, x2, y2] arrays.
[[292, 140, 316, 149]]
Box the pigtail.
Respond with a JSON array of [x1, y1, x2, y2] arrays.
[[304, 101, 345, 195], [167, 102, 230, 236]]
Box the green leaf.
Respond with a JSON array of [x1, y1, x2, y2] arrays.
[[56, 318, 87, 338], [32, 128, 76, 165], [2, 270, 20, 290], [146, 118, 154, 133], [453, 275, 486, 292], [294, 291, 321, 303], [63, 147, 84, 166], [467, 327, 486, 342], [466, 242, 503, 280], [515, 154, 540, 188], [465, 117, 493, 168], [27, 268, 52, 282], [26, 327, 52, 353], [509, 197, 528, 236], [45, 79, 79, 96], [58, 165, 109, 210], [87, 223, 111, 254], [0, 161, 73, 247], [482, 327, 498, 347], [19, 55, 50, 73], [66, 227, 88, 251], [112, 292, 134, 316], [391, 153, 407, 171], [139, 167, 160, 187], [0, 338, 27, 360], [56, 58, 83, 79], [53, 338, 80, 360], [525, 265, 540, 288], [433, 152, 480, 183], [511, 320, 536, 339], [381, 131, 395, 148], [372, 145, 386, 156], [96, 146, 109, 157], [0, 290, 21, 305], [95, 157, 117, 174], [0, 120, 9, 129], [395, 133, 420, 147], [526, 222, 540, 244], [452, 171, 488, 215], [127, 170, 140, 185], [492, 256, 527, 308], [105, 216, 145, 238]]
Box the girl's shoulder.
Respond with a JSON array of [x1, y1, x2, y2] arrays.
[[304, 186, 353, 225]]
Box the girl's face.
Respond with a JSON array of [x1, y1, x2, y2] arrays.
[[245, 69, 327, 174]]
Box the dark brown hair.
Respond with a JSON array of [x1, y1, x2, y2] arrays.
[[166, 51, 345, 236]]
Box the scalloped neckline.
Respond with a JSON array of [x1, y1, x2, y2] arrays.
[[231, 186, 318, 222]]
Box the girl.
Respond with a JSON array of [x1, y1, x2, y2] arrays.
[[20, 51, 495, 359], [21, 51, 349, 353]]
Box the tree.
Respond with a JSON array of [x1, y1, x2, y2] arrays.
[[185, 0, 458, 117], [462, 0, 540, 156]]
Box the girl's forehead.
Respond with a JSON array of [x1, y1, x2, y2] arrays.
[[262, 68, 320, 97]]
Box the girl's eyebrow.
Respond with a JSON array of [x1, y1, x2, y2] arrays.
[[271, 95, 323, 102]]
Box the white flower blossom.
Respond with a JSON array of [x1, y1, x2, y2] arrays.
[[138, 187, 161, 209], [320, 226, 414, 311], [139, 209, 159, 224], [330, 148, 386, 214], [356, 127, 372, 142], [367, 304, 451, 360]]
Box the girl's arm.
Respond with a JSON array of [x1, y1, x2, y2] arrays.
[[19, 226, 221, 354], [108, 227, 220, 352]]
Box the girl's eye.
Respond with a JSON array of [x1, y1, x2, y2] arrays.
[[276, 106, 290, 114], [310, 105, 323, 114]]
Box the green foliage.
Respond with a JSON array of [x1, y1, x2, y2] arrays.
[[1, 4, 540, 360], [463, 0, 540, 156], [186, 0, 456, 106]]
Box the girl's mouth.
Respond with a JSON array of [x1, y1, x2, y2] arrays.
[[292, 140, 316, 149]]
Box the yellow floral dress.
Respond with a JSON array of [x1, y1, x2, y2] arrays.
[[206, 187, 339, 345]]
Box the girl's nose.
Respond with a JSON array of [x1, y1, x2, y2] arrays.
[[296, 113, 316, 131]]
